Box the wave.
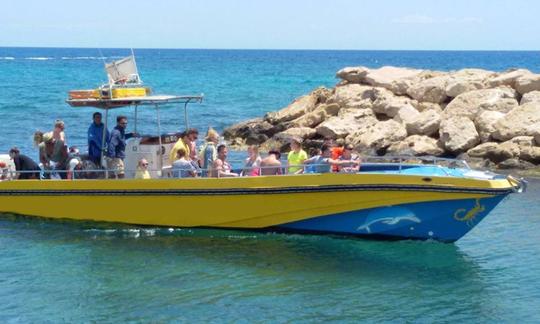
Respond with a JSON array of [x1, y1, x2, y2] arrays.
[[25, 57, 54, 60], [0, 57, 15, 60], [61, 56, 105, 60]]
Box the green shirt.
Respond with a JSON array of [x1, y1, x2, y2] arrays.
[[287, 149, 308, 173]]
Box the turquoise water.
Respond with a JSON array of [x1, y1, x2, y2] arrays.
[[1, 48, 540, 322]]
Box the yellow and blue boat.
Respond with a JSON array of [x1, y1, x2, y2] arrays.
[[0, 55, 527, 243]]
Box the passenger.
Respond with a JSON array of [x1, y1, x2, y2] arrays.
[[304, 147, 321, 174], [135, 158, 151, 179], [260, 150, 283, 176], [67, 146, 83, 180], [53, 119, 66, 143], [172, 149, 197, 178], [35, 131, 68, 179], [198, 127, 219, 177], [88, 112, 110, 165], [241, 145, 262, 176], [338, 144, 361, 173], [210, 144, 239, 178], [331, 138, 345, 172], [9, 147, 40, 180], [169, 131, 191, 165], [287, 139, 308, 174], [304, 144, 359, 173], [185, 128, 199, 163], [106, 115, 136, 179], [0, 161, 9, 181]]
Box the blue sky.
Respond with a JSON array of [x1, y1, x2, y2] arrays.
[[1, 0, 538, 50]]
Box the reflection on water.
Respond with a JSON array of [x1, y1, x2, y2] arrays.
[[0, 179, 539, 322]]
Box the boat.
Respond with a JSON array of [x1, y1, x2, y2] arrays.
[[0, 55, 527, 243]]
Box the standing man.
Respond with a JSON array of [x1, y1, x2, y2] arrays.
[[107, 115, 135, 179], [88, 112, 109, 165]]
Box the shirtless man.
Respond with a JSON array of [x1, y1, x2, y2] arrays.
[[260, 150, 283, 176]]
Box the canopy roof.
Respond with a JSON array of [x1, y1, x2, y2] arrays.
[[66, 95, 204, 110]]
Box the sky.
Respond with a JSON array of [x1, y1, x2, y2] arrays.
[[1, 0, 539, 50]]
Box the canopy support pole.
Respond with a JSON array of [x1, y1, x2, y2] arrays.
[[102, 109, 109, 179], [156, 104, 163, 173], [134, 104, 138, 133], [183, 101, 189, 129]]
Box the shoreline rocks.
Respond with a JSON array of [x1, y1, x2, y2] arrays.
[[224, 65, 540, 170]]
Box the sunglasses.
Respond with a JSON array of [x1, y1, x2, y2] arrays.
[[142, 163, 149, 166]]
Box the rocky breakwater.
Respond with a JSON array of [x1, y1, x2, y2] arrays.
[[224, 66, 540, 170]]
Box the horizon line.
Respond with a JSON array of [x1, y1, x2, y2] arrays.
[[1, 45, 539, 52]]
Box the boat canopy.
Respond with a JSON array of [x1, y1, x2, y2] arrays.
[[66, 95, 204, 110]]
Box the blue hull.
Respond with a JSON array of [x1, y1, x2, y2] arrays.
[[277, 195, 507, 242]]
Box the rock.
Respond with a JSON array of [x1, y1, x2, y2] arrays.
[[372, 88, 415, 117], [520, 146, 540, 163], [245, 133, 269, 145], [393, 104, 421, 125], [336, 66, 370, 83], [411, 101, 443, 113], [443, 88, 518, 119], [328, 83, 374, 108], [508, 136, 536, 147], [467, 142, 520, 163], [407, 75, 448, 103], [272, 127, 317, 145], [498, 158, 535, 170], [288, 103, 342, 129], [444, 69, 494, 97], [405, 109, 441, 136], [475, 110, 505, 142], [223, 118, 273, 140], [526, 123, 540, 145], [467, 142, 500, 158], [520, 91, 540, 105], [363, 66, 424, 95], [265, 88, 329, 124], [487, 69, 532, 88], [387, 135, 444, 156], [515, 74, 540, 95], [352, 120, 407, 153], [316, 109, 377, 139], [439, 116, 480, 153], [498, 141, 521, 158], [492, 103, 540, 141]]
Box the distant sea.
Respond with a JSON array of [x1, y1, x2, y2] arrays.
[[0, 48, 539, 322]]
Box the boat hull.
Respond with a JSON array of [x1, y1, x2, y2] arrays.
[[0, 173, 517, 242]]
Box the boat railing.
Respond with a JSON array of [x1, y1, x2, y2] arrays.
[[0, 155, 470, 181]]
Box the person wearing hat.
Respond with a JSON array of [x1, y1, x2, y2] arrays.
[[9, 147, 40, 180], [36, 131, 68, 179]]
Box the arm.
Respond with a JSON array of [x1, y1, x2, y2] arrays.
[[108, 131, 119, 158]]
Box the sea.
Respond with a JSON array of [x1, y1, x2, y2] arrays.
[[0, 48, 539, 322]]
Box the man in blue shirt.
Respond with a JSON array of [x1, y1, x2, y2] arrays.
[[107, 115, 135, 179], [87, 112, 110, 165]]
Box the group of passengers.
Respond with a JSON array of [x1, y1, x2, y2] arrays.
[[4, 111, 361, 180]]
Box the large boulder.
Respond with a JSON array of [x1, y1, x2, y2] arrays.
[[265, 87, 330, 124], [405, 109, 441, 136], [467, 142, 515, 163], [407, 75, 448, 103], [223, 118, 275, 140], [515, 74, 540, 95], [336, 66, 370, 83], [474, 110, 506, 142], [526, 123, 540, 145], [520, 146, 540, 163], [372, 89, 416, 118], [363, 66, 424, 95], [393, 104, 421, 125], [487, 69, 532, 88], [443, 88, 518, 119], [439, 116, 480, 153], [272, 127, 317, 144], [351, 119, 407, 153], [315, 109, 376, 139], [328, 83, 374, 108], [288, 103, 341, 128], [444, 69, 494, 97], [387, 135, 444, 156], [520, 91, 540, 105], [492, 103, 540, 141]]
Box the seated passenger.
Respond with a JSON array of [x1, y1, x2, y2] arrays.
[[67, 146, 83, 180], [338, 144, 361, 173], [172, 149, 197, 178], [0, 161, 9, 181], [287, 139, 307, 174], [304, 148, 321, 174], [135, 158, 151, 179], [9, 147, 40, 180], [260, 150, 283, 176], [241, 145, 261, 176], [304, 144, 359, 173], [210, 144, 238, 178], [169, 129, 198, 166]]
